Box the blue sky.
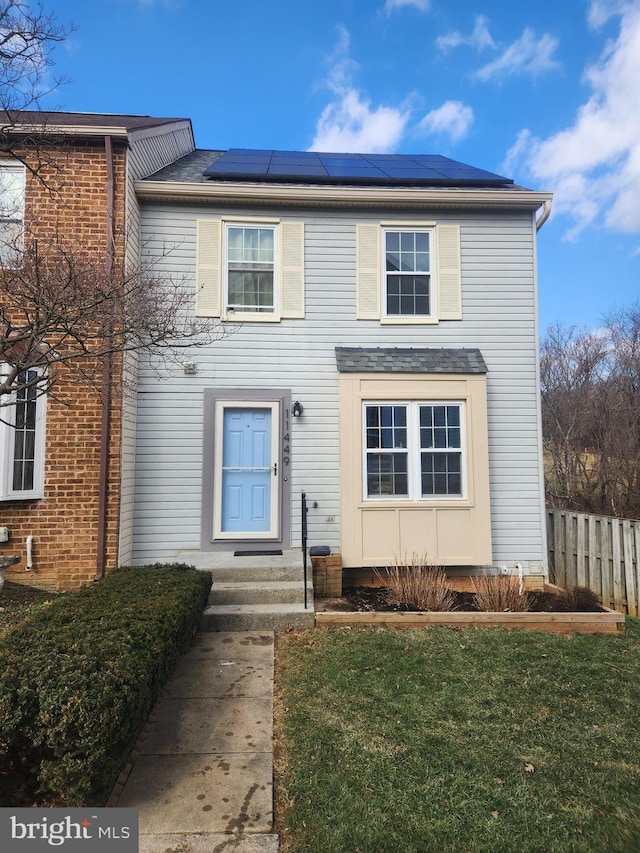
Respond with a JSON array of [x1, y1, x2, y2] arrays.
[[38, 0, 640, 332]]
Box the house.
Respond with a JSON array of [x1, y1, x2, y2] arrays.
[[1, 113, 552, 594], [131, 147, 552, 584], [0, 112, 194, 590]]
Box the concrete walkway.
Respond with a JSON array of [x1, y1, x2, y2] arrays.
[[116, 631, 279, 853]]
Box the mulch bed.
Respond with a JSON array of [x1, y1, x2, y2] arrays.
[[328, 586, 604, 613]]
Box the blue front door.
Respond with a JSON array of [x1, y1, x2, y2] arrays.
[[220, 406, 275, 534]]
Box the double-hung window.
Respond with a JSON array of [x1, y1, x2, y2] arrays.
[[356, 222, 462, 322], [384, 228, 432, 318], [0, 162, 26, 269], [0, 368, 46, 500], [364, 402, 464, 500], [225, 223, 277, 315], [195, 218, 305, 321]]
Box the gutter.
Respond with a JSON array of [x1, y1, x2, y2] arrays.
[[134, 179, 553, 211], [95, 135, 115, 582]]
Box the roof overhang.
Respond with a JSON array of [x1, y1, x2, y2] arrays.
[[5, 118, 192, 142], [134, 178, 552, 212]]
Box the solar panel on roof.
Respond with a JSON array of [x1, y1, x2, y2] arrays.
[[269, 165, 328, 177], [271, 150, 318, 158], [202, 148, 513, 186]]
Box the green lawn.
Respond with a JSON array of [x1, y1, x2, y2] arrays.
[[275, 622, 640, 853]]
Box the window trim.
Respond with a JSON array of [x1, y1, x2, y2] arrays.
[[355, 221, 461, 323], [362, 400, 467, 502], [0, 161, 26, 270], [195, 216, 305, 321], [222, 219, 279, 321], [381, 227, 435, 322], [0, 367, 46, 501]]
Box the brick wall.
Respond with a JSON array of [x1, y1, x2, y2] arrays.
[[0, 138, 128, 591]]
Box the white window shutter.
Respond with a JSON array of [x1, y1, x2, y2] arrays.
[[356, 224, 380, 319], [195, 219, 221, 317], [280, 221, 305, 318], [437, 224, 462, 320]]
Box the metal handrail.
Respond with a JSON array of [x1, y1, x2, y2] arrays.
[[301, 491, 308, 609]]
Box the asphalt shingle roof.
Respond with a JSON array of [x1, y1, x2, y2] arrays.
[[148, 149, 223, 182], [335, 347, 488, 374], [7, 111, 190, 132]]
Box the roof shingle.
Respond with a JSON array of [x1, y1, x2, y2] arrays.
[[335, 347, 488, 374]]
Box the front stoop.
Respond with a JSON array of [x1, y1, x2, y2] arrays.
[[184, 550, 315, 631]]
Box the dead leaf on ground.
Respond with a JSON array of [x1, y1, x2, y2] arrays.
[[525, 763, 535, 773], [491, 811, 499, 819], [494, 777, 503, 785]]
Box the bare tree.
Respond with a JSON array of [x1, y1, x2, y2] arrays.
[[541, 306, 640, 518], [0, 234, 224, 419], [1, 1, 70, 167]]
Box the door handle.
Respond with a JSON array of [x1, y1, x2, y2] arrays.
[[273, 462, 277, 477]]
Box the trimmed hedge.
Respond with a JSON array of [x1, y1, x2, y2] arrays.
[[0, 563, 211, 806]]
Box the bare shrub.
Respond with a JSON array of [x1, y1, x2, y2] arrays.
[[472, 574, 532, 612], [375, 554, 456, 612], [555, 586, 602, 612]]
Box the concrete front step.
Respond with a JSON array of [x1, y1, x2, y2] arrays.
[[209, 580, 313, 606], [209, 565, 307, 583], [199, 603, 315, 632]]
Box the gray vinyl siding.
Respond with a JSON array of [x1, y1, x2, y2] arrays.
[[132, 202, 545, 570], [119, 124, 195, 565]]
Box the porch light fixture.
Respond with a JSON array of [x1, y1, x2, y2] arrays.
[[292, 401, 303, 418]]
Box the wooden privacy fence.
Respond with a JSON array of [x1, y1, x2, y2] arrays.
[[547, 509, 640, 616]]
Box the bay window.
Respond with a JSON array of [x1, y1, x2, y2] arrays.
[[364, 402, 465, 500]]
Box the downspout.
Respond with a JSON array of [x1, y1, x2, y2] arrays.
[[95, 135, 115, 581], [536, 199, 552, 231]]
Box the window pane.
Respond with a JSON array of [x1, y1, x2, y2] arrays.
[[12, 370, 38, 492], [227, 227, 244, 261], [415, 252, 429, 272], [434, 427, 447, 448], [421, 452, 462, 496], [386, 252, 400, 272], [0, 167, 25, 218], [365, 405, 407, 449], [415, 232, 430, 253], [386, 232, 399, 252], [420, 405, 462, 451], [367, 453, 408, 496], [447, 427, 461, 448], [228, 270, 274, 312], [400, 232, 415, 252], [386, 272, 429, 316]]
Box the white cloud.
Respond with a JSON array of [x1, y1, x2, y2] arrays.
[[435, 15, 496, 53], [504, 3, 640, 238], [475, 28, 560, 81], [311, 90, 409, 153], [309, 26, 411, 152], [384, 0, 430, 13], [418, 100, 474, 143], [588, 0, 629, 28]]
